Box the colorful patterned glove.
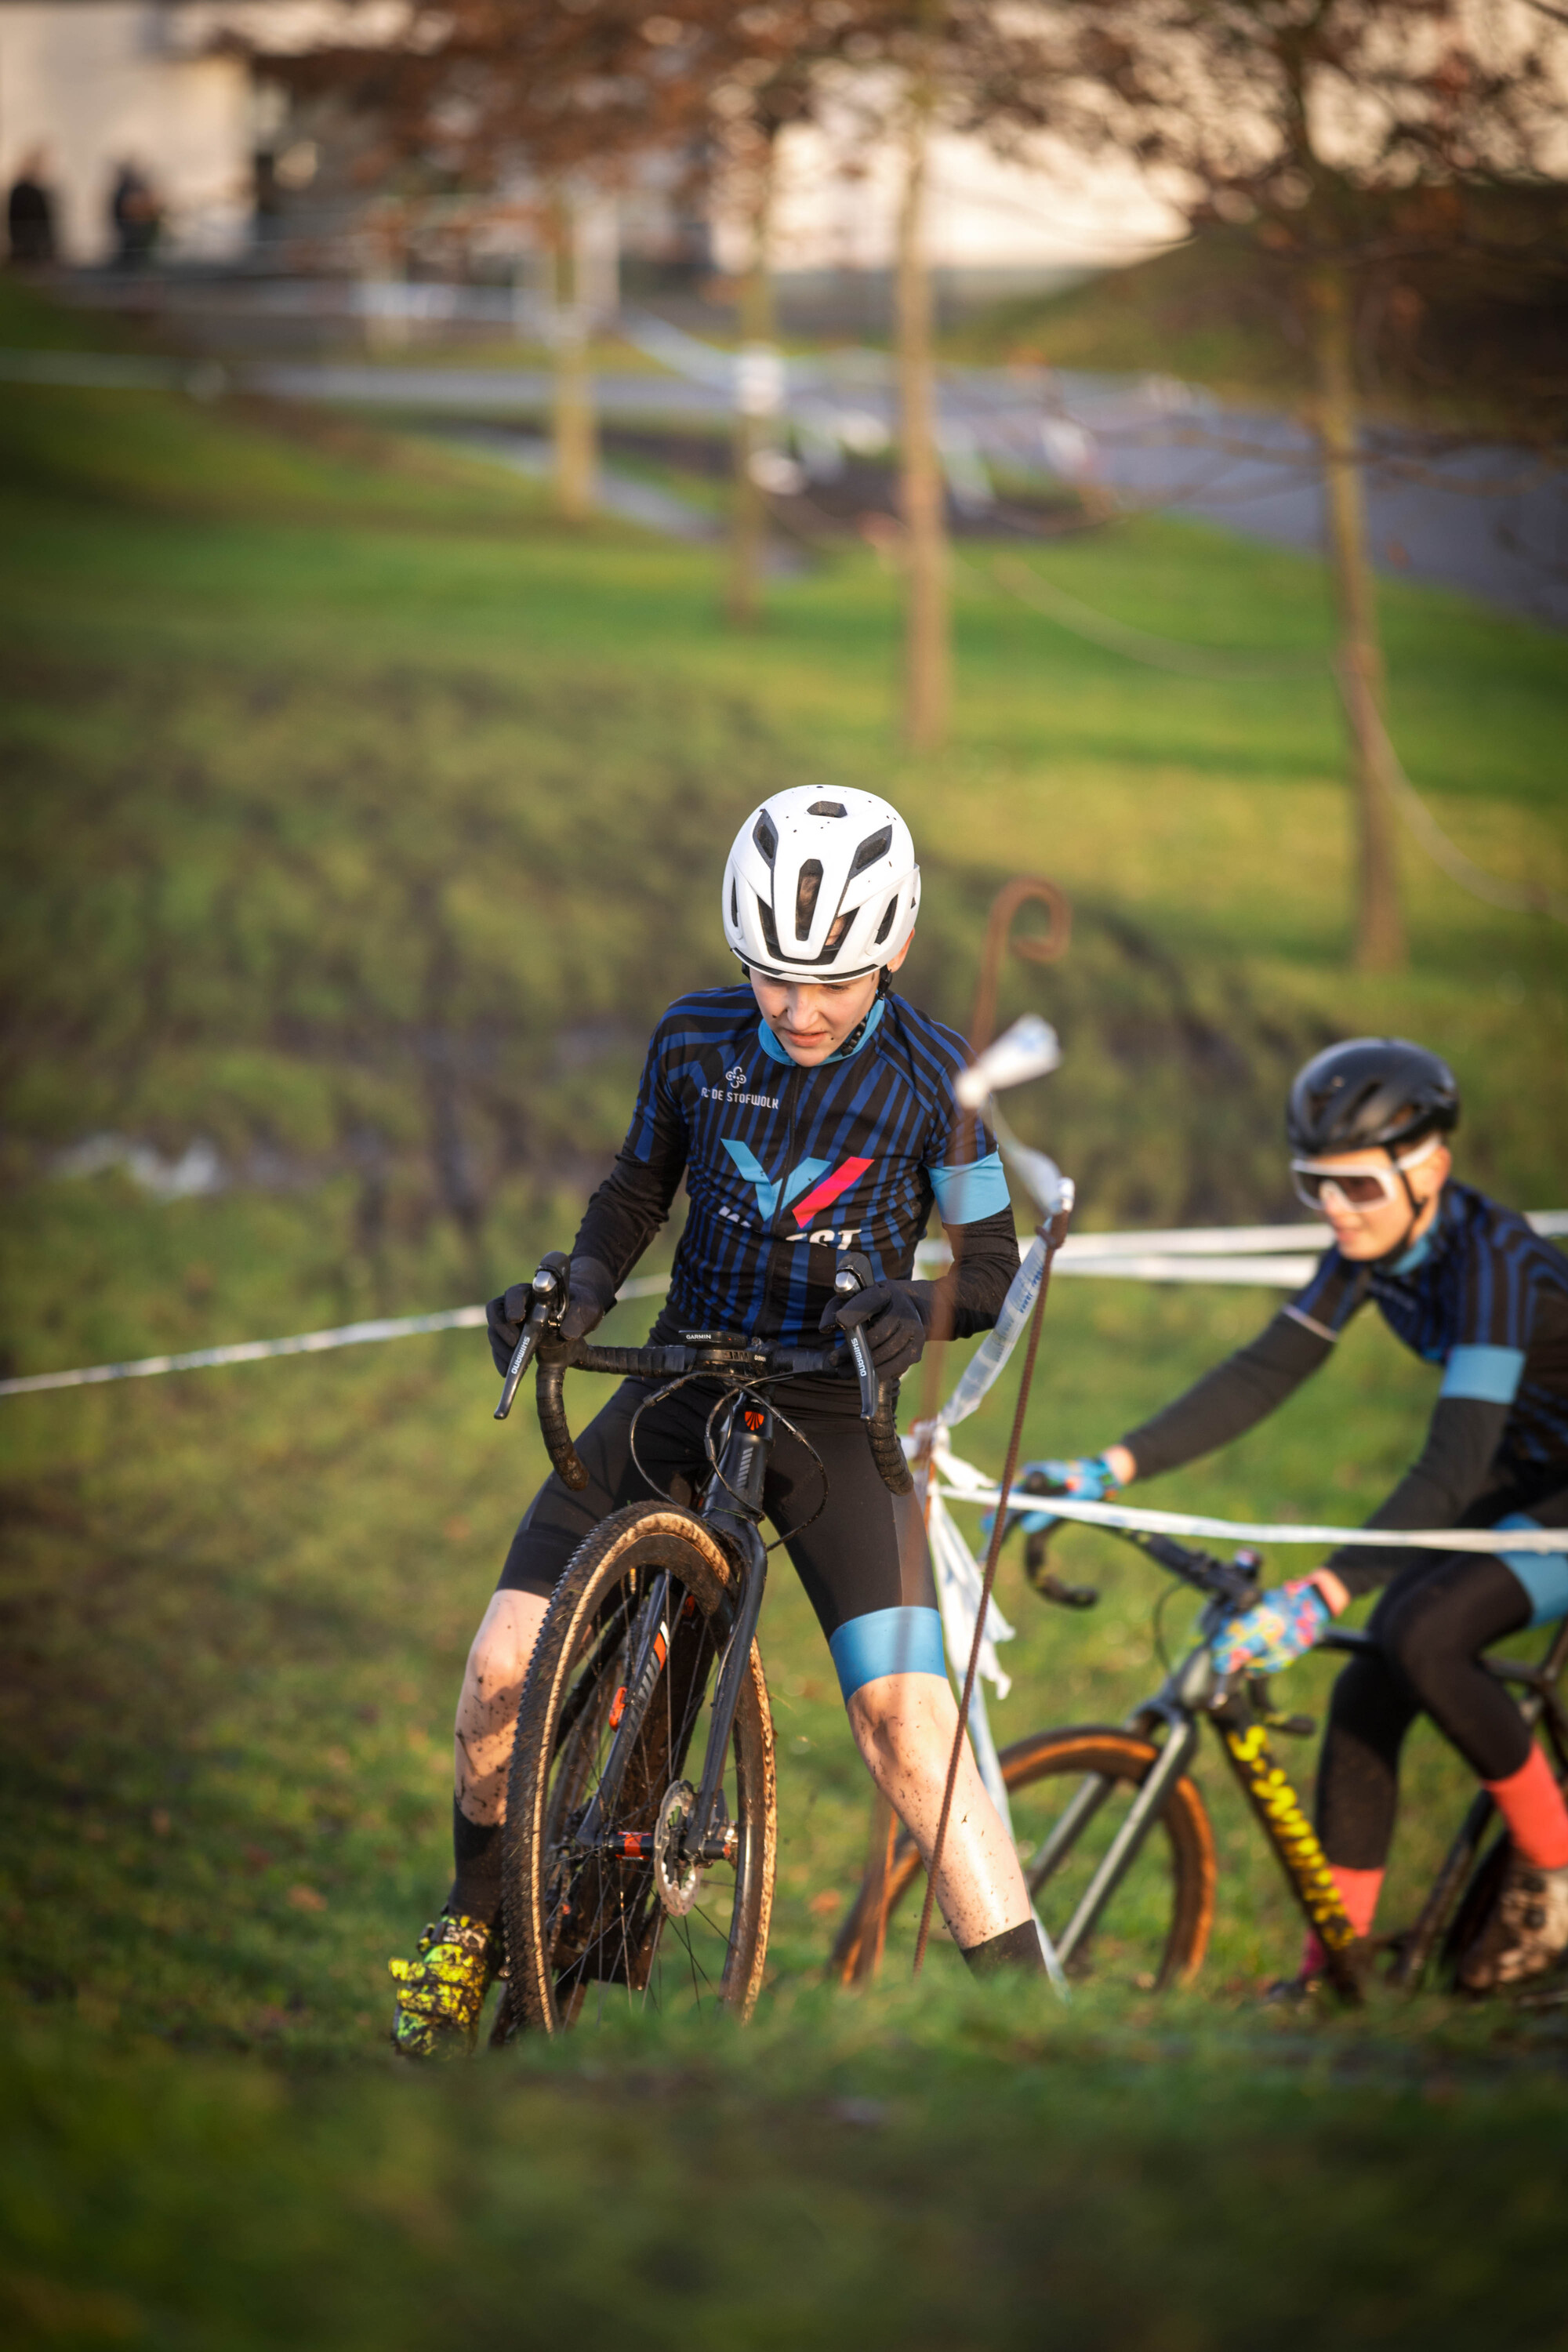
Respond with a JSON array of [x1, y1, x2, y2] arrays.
[[982, 1454, 1121, 1541], [1210, 1581, 1330, 1677]]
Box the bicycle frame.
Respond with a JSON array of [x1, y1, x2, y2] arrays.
[[1033, 1634, 1363, 1998], [561, 1392, 776, 1880], [495, 1243, 909, 1907], [1027, 1597, 1568, 2003]]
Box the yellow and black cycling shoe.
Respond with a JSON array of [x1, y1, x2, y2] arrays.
[[388, 1912, 498, 2058]]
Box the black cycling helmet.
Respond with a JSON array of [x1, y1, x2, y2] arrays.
[[1287, 1038, 1459, 1159]]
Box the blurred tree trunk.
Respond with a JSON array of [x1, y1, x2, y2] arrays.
[[728, 140, 779, 629], [1308, 267, 1405, 971], [550, 189, 597, 523], [896, 71, 949, 752]]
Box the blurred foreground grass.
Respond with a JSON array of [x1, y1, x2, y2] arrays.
[[2, 276, 1566, 2345]]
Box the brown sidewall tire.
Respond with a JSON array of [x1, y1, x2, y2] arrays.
[[503, 1502, 776, 2034], [833, 1724, 1215, 1991]]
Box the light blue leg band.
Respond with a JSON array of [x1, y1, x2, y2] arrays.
[[1497, 1513, 1568, 1629], [829, 1606, 948, 1702]]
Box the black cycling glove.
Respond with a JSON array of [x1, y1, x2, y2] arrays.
[[485, 1255, 617, 1374], [818, 1279, 930, 1383]]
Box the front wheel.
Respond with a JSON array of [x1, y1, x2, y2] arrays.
[[501, 1502, 777, 2032], [832, 1726, 1216, 1992]]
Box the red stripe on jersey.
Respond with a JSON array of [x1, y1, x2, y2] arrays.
[[791, 1156, 874, 1228]]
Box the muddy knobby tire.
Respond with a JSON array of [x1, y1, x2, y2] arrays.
[[502, 1503, 777, 2032]]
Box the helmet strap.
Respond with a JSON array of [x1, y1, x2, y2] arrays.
[[1372, 1145, 1433, 1269], [833, 970, 892, 1061]]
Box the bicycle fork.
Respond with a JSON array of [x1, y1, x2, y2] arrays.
[[1215, 1708, 1363, 2000], [1033, 1719, 1202, 1971], [574, 1399, 771, 1880]]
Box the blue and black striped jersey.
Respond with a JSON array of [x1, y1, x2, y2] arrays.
[[573, 985, 1014, 1345], [1288, 1183, 1568, 1473], [1121, 1180, 1568, 1595]]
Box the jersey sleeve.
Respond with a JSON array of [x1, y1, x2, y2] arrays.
[[571, 1021, 690, 1284], [910, 1049, 1018, 1339], [1326, 1227, 1536, 1598], [1119, 1250, 1367, 1481], [924, 1073, 1011, 1229]]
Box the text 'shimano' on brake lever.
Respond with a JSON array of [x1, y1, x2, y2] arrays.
[[833, 1249, 880, 1420], [831, 1247, 913, 1496], [495, 1256, 567, 1421]]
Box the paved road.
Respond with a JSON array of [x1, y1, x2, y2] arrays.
[[6, 340, 1561, 625], [245, 355, 1565, 628]]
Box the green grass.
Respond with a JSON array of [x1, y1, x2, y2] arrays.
[[2, 275, 1567, 2345]]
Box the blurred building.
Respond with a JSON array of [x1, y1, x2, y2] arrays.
[[0, 0, 403, 265], [0, 1, 1173, 303]]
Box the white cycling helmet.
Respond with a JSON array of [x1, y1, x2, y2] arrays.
[[723, 787, 920, 982]]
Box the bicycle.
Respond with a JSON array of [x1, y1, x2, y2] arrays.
[[832, 1497, 1568, 2000], [486, 1250, 912, 2038]]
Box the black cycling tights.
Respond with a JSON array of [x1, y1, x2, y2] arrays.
[[1316, 1552, 1532, 1874]]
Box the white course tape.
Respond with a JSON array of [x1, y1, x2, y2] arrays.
[[932, 1478, 1568, 1556], [0, 1306, 492, 1396], [2, 1213, 1560, 1402]]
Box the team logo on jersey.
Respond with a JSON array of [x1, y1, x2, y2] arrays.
[[724, 1064, 748, 1087], [721, 1138, 873, 1227]]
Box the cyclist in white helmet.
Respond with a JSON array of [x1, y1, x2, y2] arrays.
[[390, 788, 1047, 2054]]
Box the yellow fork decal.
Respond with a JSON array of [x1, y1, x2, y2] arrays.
[[1223, 1722, 1356, 1952]]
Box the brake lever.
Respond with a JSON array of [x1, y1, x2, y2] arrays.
[[833, 1249, 881, 1421], [494, 1254, 568, 1421]]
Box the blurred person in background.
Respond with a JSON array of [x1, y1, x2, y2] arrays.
[[1025, 1040, 1568, 1996], [7, 147, 56, 267], [110, 162, 161, 270]]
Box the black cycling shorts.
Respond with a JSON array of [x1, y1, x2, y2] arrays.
[[496, 1376, 943, 1701]]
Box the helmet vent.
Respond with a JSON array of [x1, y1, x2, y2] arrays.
[[808, 799, 847, 818], [759, 898, 785, 962], [873, 891, 899, 946], [796, 859, 824, 940], [753, 813, 778, 866], [730, 878, 739, 927], [849, 825, 893, 878]]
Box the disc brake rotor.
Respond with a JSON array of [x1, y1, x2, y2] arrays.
[[654, 1780, 702, 1918]]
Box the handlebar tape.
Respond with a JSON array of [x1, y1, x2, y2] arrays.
[[868, 1377, 914, 1496], [535, 1356, 589, 1493]]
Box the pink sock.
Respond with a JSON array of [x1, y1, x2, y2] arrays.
[[1486, 1746, 1568, 1870], [1301, 1865, 1385, 1974]]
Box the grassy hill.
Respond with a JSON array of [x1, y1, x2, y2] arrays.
[[2, 274, 1566, 2347], [949, 231, 1309, 399]]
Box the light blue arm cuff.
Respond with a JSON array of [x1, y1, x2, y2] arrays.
[[1440, 1345, 1526, 1405], [931, 1152, 1011, 1225]]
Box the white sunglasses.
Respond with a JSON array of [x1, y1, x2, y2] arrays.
[[1290, 1132, 1442, 1213]]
